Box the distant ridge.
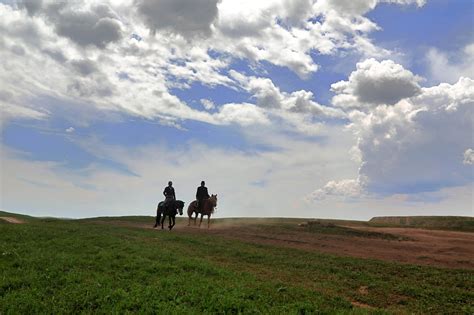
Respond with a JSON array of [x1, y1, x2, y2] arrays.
[[2, 210, 473, 232], [369, 216, 474, 232], [0, 210, 36, 221]]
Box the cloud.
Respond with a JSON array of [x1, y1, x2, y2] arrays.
[[0, 125, 358, 218], [0, 0, 429, 127], [136, 0, 220, 38], [2, 0, 473, 221], [49, 4, 123, 48], [331, 59, 422, 110], [0, 102, 47, 126], [320, 0, 379, 16], [200, 99, 215, 110], [0, 4, 265, 130], [2, 0, 428, 88], [6, 123, 471, 220], [70, 59, 98, 76], [230, 70, 345, 118], [357, 77, 473, 194], [211, 0, 423, 78], [214, 0, 319, 77], [463, 149, 474, 165], [214, 103, 270, 126], [0, 4, 194, 126], [307, 178, 364, 200], [426, 43, 474, 84], [17, 0, 43, 16], [315, 75, 474, 199], [0, 0, 444, 157], [318, 0, 425, 16], [3, 127, 472, 220], [225, 70, 347, 135]]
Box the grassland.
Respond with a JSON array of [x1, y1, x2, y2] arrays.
[[1, 212, 473, 314], [369, 216, 474, 232]]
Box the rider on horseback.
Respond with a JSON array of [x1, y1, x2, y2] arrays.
[[163, 181, 176, 210], [196, 181, 210, 212]]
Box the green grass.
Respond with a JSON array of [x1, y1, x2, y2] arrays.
[[0, 210, 37, 221], [79, 215, 155, 224], [1, 217, 473, 314], [292, 224, 406, 240], [369, 216, 474, 232]]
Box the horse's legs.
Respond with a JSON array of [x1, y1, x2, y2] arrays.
[[161, 215, 165, 230], [194, 212, 198, 225], [154, 206, 160, 228], [168, 215, 172, 230], [188, 209, 195, 226], [199, 214, 204, 227], [171, 216, 176, 230], [207, 214, 211, 229]]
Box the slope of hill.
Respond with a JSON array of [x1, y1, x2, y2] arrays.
[[1, 212, 473, 313], [369, 216, 474, 231], [0, 210, 36, 221]]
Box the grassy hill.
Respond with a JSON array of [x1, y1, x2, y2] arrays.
[[369, 216, 474, 231], [1, 213, 473, 313], [0, 210, 37, 221]]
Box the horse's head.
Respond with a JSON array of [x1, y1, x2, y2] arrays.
[[176, 200, 185, 215], [209, 194, 218, 207]]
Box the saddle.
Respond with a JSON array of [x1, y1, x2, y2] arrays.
[[195, 198, 208, 211], [159, 200, 177, 215]]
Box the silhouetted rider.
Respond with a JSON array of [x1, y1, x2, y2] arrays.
[[163, 181, 176, 199], [196, 181, 210, 212], [163, 181, 176, 209]]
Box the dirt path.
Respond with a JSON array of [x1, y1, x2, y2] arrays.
[[0, 217, 25, 224], [93, 219, 474, 270], [174, 223, 474, 270]]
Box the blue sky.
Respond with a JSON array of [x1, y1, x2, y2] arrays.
[[0, 0, 473, 219]]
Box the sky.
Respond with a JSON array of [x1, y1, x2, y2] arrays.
[[0, 0, 473, 220]]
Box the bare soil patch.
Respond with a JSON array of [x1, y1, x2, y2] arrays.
[[0, 217, 25, 224], [176, 222, 474, 270], [89, 218, 474, 269]]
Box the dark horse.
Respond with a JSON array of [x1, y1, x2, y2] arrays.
[[154, 200, 185, 230], [187, 194, 217, 228]]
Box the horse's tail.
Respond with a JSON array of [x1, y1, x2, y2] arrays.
[[157, 202, 164, 215]]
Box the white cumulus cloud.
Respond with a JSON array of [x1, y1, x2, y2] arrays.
[[331, 58, 422, 110], [230, 70, 345, 118], [463, 149, 474, 165], [312, 58, 474, 200], [0, 0, 429, 127], [355, 77, 473, 195], [426, 43, 474, 84], [307, 178, 364, 200]]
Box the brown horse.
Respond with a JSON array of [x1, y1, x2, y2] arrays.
[[187, 194, 217, 228]]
